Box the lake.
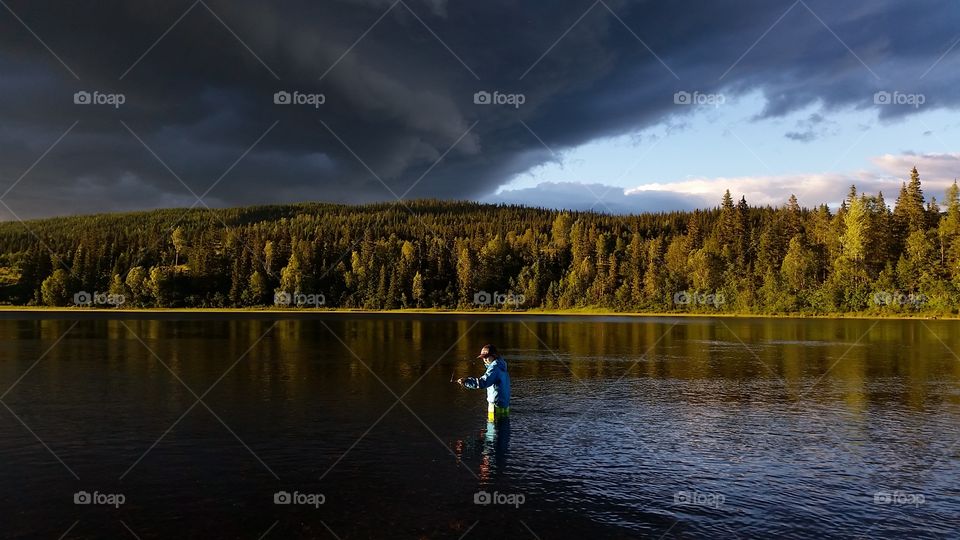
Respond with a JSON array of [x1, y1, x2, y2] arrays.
[[0, 313, 958, 538]]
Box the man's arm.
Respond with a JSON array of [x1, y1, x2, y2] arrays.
[[462, 365, 498, 389]]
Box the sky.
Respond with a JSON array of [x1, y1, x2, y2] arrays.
[[0, 0, 958, 219]]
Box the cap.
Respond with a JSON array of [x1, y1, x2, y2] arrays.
[[476, 344, 498, 359]]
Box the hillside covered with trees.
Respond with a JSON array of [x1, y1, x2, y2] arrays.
[[2, 167, 959, 315]]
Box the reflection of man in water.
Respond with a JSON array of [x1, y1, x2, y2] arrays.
[[478, 417, 511, 480], [458, 344, 511, 421]]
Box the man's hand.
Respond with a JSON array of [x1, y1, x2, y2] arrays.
[[456, 378, 465, 385]]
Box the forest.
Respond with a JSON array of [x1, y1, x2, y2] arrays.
[[2, 167, 958, 315]]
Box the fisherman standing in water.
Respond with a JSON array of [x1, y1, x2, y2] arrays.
[[458, 344, 511, 420]]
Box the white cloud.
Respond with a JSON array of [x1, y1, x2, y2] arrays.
[[871, 152, 960, 186], [490, 152, 960, 213], [625, 152, 960, 209], [484, 181, 709, 214], [625, 173, 869, 207]]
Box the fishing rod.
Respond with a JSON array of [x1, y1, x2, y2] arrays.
[[452, 355, 483, 384], [451, 362, 470, 384]]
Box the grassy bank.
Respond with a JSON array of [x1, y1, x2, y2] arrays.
[[0, 305, 953, 321]]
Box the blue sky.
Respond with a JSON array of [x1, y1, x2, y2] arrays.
[[490, 91, 959, 212]]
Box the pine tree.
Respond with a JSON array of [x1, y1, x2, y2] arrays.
[[783, 194, 802, 241], [456, 245, 474, 307], [717, 190, 738, 259], [894, 167, 927, 236], [736, 196, 750, 266], [781, 236, 816, 292], [687, 211, 704, 250], [837, 193, 869, 285], [243, 271, 268, 305], [628, 232, 644, 305], [279, 249, 304, 296], [172, 226, 187, 266], [550, 213, 572, 250], [939, 181, 960, 280], [108, 274, 128, 307], [412, 271, 425, 307]]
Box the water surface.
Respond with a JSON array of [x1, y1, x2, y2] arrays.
[[0, 314, 957, 538]]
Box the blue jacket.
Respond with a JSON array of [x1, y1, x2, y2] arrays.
[[463, 357, 511, 408]]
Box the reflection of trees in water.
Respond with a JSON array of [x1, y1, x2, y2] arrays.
[[6, 317, 959, 414]]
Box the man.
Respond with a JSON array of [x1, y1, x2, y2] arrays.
[[458, 344, 511, 420]]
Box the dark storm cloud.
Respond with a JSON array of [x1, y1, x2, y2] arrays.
[[0, 0, 958, 218], [784, 112, 836, 142]]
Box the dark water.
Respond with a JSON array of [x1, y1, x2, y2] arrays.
[[0, 314, 958, 539]]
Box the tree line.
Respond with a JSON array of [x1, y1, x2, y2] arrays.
[[2, 167, 959, 315]]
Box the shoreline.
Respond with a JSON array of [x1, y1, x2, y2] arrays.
[[0, 306, 952, 321]]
